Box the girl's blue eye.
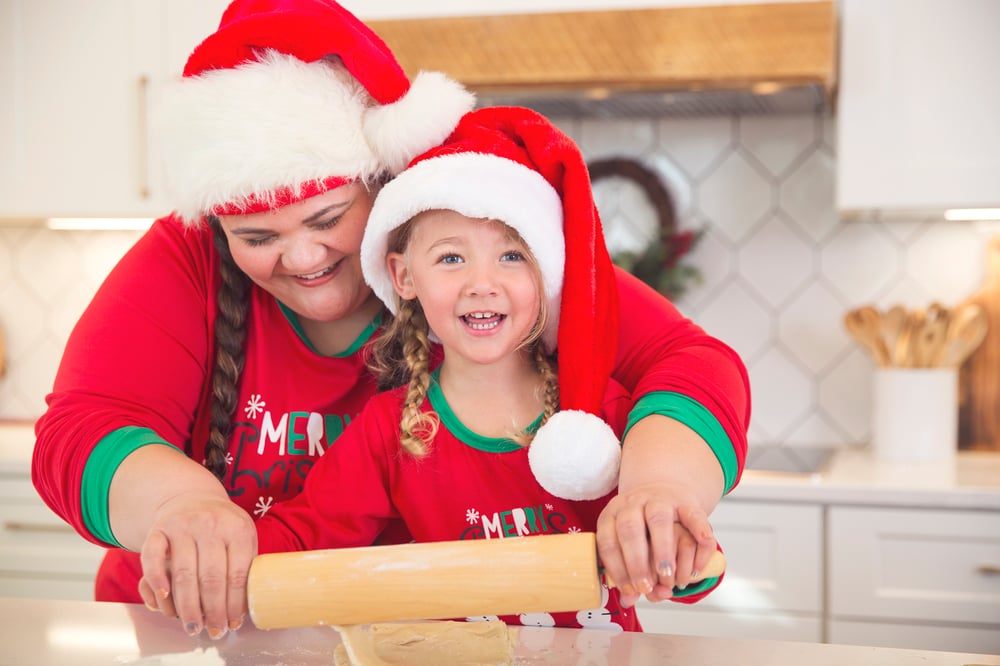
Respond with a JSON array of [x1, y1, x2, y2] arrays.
[[439, 253, 463, 264], [501, 250, 525, 262]]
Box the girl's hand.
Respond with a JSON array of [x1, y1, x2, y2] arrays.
[[595, 482, 717, 608], [136, 494, 257, 639]]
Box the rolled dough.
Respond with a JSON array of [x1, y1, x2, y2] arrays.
[[334, 620, 515, 666]]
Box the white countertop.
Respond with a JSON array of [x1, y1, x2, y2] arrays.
[[3, 596, 998, 665], [733, 448, 1000, 510]]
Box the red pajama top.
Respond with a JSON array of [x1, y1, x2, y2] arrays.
[[255, 375, 724, 632], [31, 214, 749, 605]]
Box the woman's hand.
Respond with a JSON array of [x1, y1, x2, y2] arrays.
[[136, 493, 257, 639], [595, 482, 717, 608]]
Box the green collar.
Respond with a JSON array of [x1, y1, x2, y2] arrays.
[[277, 301, 382, 357], [426, 368, 543, 453]]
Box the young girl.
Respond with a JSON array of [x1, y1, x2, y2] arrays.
[[254, 107, 726, 631]]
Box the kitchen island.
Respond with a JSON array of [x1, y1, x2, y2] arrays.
[[3, 596, 999, 665]]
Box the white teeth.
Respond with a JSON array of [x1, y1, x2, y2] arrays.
[[466, 312, 497, 319], [297, 266, 333, 280], [463, 312, 502, 330]]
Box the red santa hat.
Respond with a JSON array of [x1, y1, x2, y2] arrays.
[[362, 107, 622, 501], [154, 0, 474, 225]]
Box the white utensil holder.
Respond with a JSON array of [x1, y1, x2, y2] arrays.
[[872, 368, 958, 463]]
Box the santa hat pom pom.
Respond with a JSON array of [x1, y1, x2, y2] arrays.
[[528, 410, 621, 501]]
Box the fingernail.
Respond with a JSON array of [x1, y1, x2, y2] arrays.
[[158, 588, 170, 600], [185, 622, 202, 637], [691, 569, 700, 580], [207, 626, 227, 641], [702, 528, 714, 539], [657, 561, 674, 578], [144, 600, 158, 612], [229, 615, 245, 631], [622, 583, 636, 596], [638, 578, 653, 594]]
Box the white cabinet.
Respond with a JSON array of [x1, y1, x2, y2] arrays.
[[637, 500, 824, 642], [0, 471, 105, 600], [0, 0, 228, 218], [836, 0, 1000, 218], [828, 506, 1000, 654]]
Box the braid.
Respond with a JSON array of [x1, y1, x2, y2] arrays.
[[369, 298, 438, 456], [206, 217, 251, 481], [509, 343, 560, 448], [397, 301, 438, 456]]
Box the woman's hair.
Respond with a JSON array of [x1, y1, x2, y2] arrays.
[[368, 215, 560, 456], [205, 215, 252, 481]]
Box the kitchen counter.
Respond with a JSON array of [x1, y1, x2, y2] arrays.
[[733, 448, 1000, 509], [2, 596, 998, 665]]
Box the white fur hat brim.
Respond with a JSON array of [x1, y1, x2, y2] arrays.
[[362, 152, 565, 351], [154, 51, 474, 225]]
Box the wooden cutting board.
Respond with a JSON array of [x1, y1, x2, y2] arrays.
[[958, 235, 1000, 451]]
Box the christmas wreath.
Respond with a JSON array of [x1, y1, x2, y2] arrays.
[[588, 158, 704, 299]]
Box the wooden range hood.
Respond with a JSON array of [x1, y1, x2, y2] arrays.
[[367, 2, 837, 118]]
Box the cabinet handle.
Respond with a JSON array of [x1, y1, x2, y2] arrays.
[[3, 521, 76, 535], [977, 565, 1000, 576], [137, 74, 150, 199]]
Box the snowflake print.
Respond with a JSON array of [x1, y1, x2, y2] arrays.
[[568, 526, 581, 533], [244, 393, 266, 419], [254, 496, 274, 517], [225, 452, 234, 466], [465, 508, 481, 524], [545, 503, 554, 511]]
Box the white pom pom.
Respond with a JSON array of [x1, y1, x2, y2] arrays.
[[528, 410, 621, 501]]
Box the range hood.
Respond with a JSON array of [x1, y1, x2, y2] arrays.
[[366, 2, 837, 118]]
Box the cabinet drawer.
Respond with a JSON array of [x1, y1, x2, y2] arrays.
[[638, 604, 822, 643], [0, 488, 106, 578], [829, 507, 1000, 625], [829, 619, 1000, 655], [651, 500, 824, 614]]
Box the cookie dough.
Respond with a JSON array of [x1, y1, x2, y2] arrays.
[[334, 620, 515, 666]]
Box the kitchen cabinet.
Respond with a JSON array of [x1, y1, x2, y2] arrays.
[[828, 506, 1000, 654], [836, 0, 1000, 218], [0, 470, 105, 601], [636, 500, 824, 642], [0, 0, 228, 219], [640, 452, 1000, 654]]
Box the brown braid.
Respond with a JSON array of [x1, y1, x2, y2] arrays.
[[205, 216, 252, 481]]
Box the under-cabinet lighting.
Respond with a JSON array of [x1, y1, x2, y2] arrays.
[[944, 208, 1000, 222], [46, 218, 154, 231]]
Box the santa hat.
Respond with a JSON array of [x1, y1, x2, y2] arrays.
[[154, 0, 475, 225], [362, 107, 622, 501]]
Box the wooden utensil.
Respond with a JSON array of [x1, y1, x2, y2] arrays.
[[911, 304, 949, 368], [940, 303, 988, 367], [958, 236, 1000, 450], [844, 306, 890, 366], [880, 305, 908, 365], [247, 532, 726, 629]]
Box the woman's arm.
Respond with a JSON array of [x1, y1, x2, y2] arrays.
[[600, 268, 750, 606]]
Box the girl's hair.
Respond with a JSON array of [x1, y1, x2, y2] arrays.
[[368, 215, 560, 456], [205, 215, 252, 481]]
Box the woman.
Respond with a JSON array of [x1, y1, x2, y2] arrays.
[[31, 0, 749, 640]]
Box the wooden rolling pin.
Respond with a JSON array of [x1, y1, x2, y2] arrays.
[[248, 532, 726, 630]]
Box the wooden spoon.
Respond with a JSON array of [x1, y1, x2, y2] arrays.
[[912, 303, 950, 368], [880, 305, 907, 366], [941, 303, 988, 367], [845, 306, 890, 366]]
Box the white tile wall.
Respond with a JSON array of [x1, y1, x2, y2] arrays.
[[0, 113, 994, 463]]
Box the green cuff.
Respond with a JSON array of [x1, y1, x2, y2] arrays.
[[672, 574, 720, 598], [81, 427, 177, 547], [625, 392, 739, 495]]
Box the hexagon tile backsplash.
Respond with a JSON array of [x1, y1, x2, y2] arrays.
[[0, 113, 994, 456]]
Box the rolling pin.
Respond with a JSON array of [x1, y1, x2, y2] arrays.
[[248, 532, 726, 629]]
